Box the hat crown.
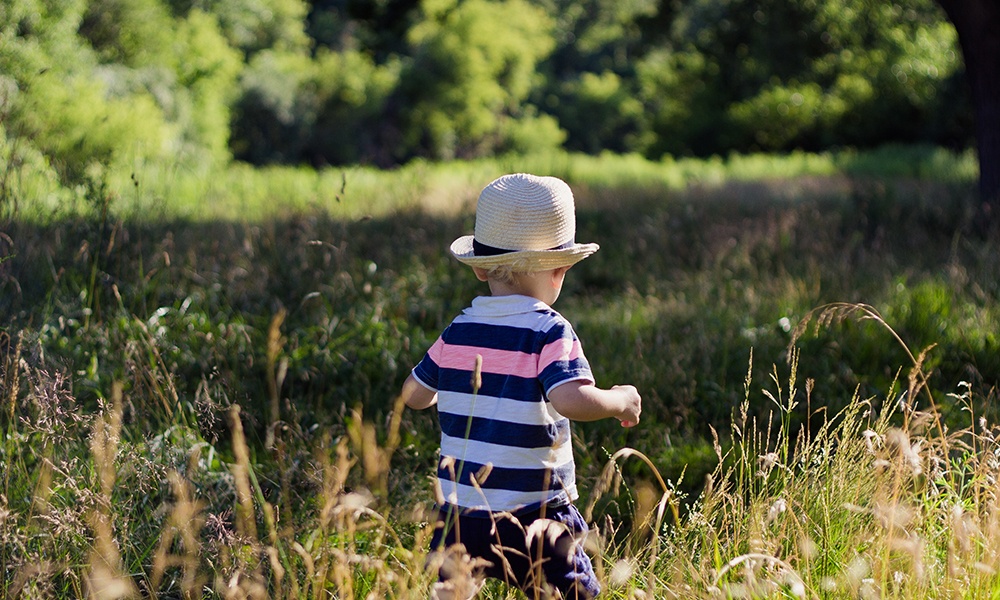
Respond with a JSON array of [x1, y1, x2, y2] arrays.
[[474, 173, 576, 252]]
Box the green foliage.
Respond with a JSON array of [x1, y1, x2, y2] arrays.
[[169, 9, 243, 166], [553, 70, 645, 154], [536, 0, 658, 73], [728, 82, 827, 150], [184, 0, 311, 55], [307, 0, 421, 61], [0, 0, 242, 192], [634, 0, 966, 156], [0, 0, 975, 174], [836, 143, 979, 181], [18, 70, 174, 181], [0, 122, 76, 221], [230, 44, 403, 165], [305, 48, 403, 166], [229, 49, 318, 164], [633, 49, 719, 157], [400, 0, 556, 160], [498, 109, 566, 155], [78, 0, 174, 66]]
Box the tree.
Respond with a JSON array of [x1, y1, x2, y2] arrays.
[[307, 0, 421, 61], [171, 0, 312, 55], [0, 0, 180, 182], [398, 0, 558, 161], [633, 0, 963, 157], [936, 0, 1000, 231]]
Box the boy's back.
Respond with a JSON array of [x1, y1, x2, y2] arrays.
[[414, 294, 591, 514], [399, 173, 642, 599]]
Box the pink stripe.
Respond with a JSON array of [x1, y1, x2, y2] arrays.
[[426, 337, 446, 364], [538, 338, 584, 371], [437, 345, 539, 378]]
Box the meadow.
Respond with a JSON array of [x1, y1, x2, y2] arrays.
[[2, 146, 999, 598]]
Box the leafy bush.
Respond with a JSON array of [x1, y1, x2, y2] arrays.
[[728, 83, 827, 150], [399, 0, 556, 160]]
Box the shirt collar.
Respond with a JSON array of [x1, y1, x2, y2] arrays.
[[464, 294, 551, 317]]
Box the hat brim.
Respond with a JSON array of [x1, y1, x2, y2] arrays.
[[450, 235, 599, 270]]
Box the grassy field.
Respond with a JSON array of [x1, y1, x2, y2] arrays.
[[2, 147, 999, 598]]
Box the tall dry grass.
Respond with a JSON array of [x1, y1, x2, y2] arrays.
[[1, 326, 436, 598], [3, 302, 1000, 598], [583, 305, 1000, 599]]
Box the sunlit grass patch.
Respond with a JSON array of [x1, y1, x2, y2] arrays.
[[6, 146, 976, 224]]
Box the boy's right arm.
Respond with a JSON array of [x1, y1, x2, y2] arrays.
[[400, 373, 438, 410]]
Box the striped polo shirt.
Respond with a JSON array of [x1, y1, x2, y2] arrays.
[[412, 294, 594, 514]]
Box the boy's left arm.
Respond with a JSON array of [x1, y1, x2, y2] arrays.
[[400, 373, 438, 410], [548, 380, 641, 427]]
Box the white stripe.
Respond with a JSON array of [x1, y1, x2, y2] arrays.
[[440, 435, 574, 470], [437, 480, 578, 512], [437, 392, 563, 426]]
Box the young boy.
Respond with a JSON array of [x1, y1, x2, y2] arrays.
[[400, 173, 642, 599]]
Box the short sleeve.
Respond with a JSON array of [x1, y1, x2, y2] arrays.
[[412, 336, 445, 391], [537, 320, 594, 393]]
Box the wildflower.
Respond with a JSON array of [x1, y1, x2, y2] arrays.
[[886, 429, 922, 477], [767, 498, 787, 524], [758, 452, 779, 477], [783, 572, 805, 597], [609, 559, 636, 586], [862, 429, 881, 454]]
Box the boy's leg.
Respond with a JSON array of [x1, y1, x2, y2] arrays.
[[526, 504, 601, 599], [475, 505, 601, 599], [428, 508, 491, 596], [430, 508, 537, 591], [430, 551, 485, 600], [429, 505, 600, 599]]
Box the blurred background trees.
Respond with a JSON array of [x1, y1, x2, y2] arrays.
[[0, 0, 981, 184]]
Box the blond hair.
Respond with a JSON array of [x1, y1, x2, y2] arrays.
[[483, 263, 534, 286]]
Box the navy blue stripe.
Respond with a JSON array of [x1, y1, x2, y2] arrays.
[[438, 459, 576, 492], [439, 369, 544, 401], [413, 356, 440, 389], [539, 359, 592, 390], [440, 412, 569, 448], [444, 321, 551, 354]]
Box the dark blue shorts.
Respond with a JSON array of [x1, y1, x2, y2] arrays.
[[430, 503, 601, 599]]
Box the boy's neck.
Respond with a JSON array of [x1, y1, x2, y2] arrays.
[[485, 269, 566, 305], [487, 281, 544, 301]]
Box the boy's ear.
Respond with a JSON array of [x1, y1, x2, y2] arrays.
[[550, 265, 571, 286], [472, 267, 490, 282]]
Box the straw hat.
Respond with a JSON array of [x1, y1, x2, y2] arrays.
[[450, 173, 599, 271]]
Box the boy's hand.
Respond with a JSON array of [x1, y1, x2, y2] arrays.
[[612, 385, 642, 427]]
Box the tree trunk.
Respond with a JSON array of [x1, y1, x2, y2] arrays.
[[937, 0, 1000, 233]]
